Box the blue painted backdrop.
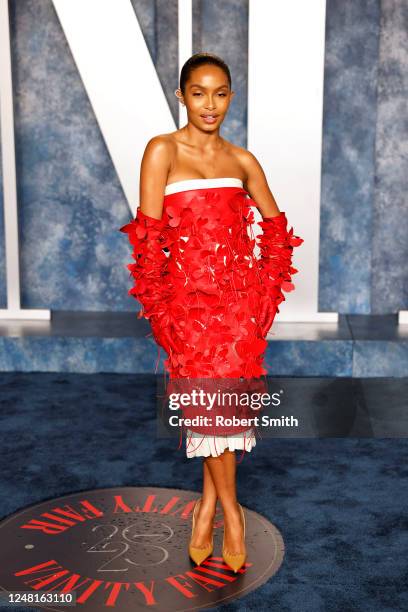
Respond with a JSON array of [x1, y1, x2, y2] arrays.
[[0, 0, 406, 313]]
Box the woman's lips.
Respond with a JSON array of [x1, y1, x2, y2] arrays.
[[201, 114, 218, 124]]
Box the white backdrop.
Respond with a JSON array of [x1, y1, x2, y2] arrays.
[[248, 0, 332, 322]]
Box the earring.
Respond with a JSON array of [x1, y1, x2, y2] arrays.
[[174, 89, 185, 106]]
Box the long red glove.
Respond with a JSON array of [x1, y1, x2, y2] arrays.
[[257, 212, 304, 336], [119, 208, 178, 354]]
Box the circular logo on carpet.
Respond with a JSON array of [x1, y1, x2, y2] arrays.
[[0, 487, 284, 610]]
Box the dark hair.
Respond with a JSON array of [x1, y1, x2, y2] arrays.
[[179, 53, 232, 94]]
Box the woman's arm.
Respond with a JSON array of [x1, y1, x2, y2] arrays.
[[237, 148, 304, 335], [119, 135, 181, 354], [240, 149, 281, 218], [139, 135, 173, 220]]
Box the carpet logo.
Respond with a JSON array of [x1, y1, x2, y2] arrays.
[[0, 487, 284, 610]]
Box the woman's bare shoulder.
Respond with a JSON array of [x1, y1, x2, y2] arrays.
[[228, 142, 259, 168], [222, 139, 262, 180], [144, 132, 178, 156], [141, 133, 179, 180]]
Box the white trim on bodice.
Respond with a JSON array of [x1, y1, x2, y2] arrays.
[[164, 177, 244, 196]]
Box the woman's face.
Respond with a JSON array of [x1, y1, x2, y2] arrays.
[[179, 64, 234, 131]]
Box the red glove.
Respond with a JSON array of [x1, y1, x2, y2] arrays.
[[257, 212, 304, 333], [119, 208, 174, 323]]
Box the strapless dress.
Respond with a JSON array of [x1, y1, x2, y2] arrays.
[[120, 177, 304, 458]]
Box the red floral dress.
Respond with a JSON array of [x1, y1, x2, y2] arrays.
[[120, 178, 303, 458]]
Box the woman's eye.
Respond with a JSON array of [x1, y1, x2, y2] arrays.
[[192, 92, 226, 97]]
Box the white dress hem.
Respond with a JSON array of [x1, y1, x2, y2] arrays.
[[185, 428, 256, 459]]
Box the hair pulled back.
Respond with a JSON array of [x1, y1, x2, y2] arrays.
[[179, 53, 232, 94]]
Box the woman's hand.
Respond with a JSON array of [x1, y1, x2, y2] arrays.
[[259, 297, 277, 338], [150, 316, 181, 355]]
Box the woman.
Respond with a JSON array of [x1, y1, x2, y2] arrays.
[[120, 53, 303, 573]]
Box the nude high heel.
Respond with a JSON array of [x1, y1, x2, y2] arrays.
[[188, 498, 214, 566], [222, 503, 246, 573]]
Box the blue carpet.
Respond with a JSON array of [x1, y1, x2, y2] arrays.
[[0, 372, 407, 611]]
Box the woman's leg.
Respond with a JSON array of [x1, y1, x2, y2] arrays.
[[190, 459, 217, 548], [204, 450, 245, 554]]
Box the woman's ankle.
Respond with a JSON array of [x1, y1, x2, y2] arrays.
[[200, 497, 217, 516], [221, 499, 240, 517]]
